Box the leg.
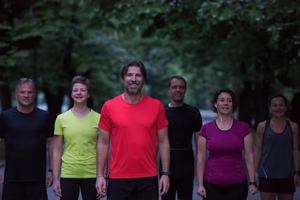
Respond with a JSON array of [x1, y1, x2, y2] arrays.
[[2, 182, 24, 200], [259, 178, 294, 200], [258, 177, 277, 200], [161, 177, 176, 200], [226, 181, 248, 200], [277, 178, 295, 200], [203, 180, 224, 200], [278, 193, 293, 200], [60, 178, 80, 200], [107, 179, 133, 200], [176, 176, 194, 200], [80, 178, 98, 200], [25, 181, 48, 200], [134, 177, 159, 200], [260, 192, 277, 200]]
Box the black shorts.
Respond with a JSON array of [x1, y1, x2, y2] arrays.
[[203, 179, 248, 200], [258, 177, 295, 193], [108, 176, 158, 200], [2, 181, 47, 200]]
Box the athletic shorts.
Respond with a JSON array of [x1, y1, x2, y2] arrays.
[[107, 176, 158, 200], [2, 181, 47, 200], [258, 177, 295, 193]]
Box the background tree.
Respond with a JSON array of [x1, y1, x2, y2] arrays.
[[1, 0, 299, 127]]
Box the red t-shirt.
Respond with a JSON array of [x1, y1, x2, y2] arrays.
[[99, 95, 168, 178]]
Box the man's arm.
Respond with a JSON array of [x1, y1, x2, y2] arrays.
[[193, 131, 200, 175], [95, 128, 110, 197], [46, 137, 53, 187], [158, 127, 170, 195]]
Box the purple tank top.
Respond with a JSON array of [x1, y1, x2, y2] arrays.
[[200, 120, 251, 185]]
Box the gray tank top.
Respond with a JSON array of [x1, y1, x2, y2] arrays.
[[258, 120, 294, 179]]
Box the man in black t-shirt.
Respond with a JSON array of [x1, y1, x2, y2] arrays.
[[0, 78, 53, 200], [162, 75, 202, 200]]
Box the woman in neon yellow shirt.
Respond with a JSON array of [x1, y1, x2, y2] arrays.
[[52, 75, 100, 200]]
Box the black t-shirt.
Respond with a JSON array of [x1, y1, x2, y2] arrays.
[[165, 104, 202, 178], [0, 107, 53, 182]]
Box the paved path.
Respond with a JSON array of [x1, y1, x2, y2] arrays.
[[37, 180, 300, 200], [1, 163, 300, 200]]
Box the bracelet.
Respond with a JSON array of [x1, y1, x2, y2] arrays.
[[48, 169, 53, 173], [248, 181, 257, 187]]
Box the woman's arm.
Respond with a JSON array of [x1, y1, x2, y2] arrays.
[[244, 132, 257, 194], [244, 133, 255, 182], [291, 121, 300, 185], [254, 121, 265, 173], [51, 135, 63, 197], [196, 135, 207, 198]]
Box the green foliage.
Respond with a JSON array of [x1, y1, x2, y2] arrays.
[[1, 0, 299, 123]]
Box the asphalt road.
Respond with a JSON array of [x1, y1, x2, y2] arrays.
[[0, 156, 299, 200], [47, 181, 299, 200], [1, 165, 300, 200]]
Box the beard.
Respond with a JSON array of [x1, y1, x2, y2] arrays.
[[126, 86, 142, 95]]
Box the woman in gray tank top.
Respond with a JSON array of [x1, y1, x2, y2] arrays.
[[255, 94, 300, 200]]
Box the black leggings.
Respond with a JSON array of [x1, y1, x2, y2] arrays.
[[162, 176, 194, 200], [60, 178, 97, 200], [203, 179, 248, 200]]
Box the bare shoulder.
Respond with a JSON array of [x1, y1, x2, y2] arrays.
[[257, 121, 267, 132], [288, 120, 299, 133]]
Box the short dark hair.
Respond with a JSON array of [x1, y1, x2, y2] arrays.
[[120, 60, 147, 82], [269, 94, 288, 106], [71, 75, 91, 93], [168, 75, 187, 88], [212, 88, 238, 112], [15, 77, 36, 92]]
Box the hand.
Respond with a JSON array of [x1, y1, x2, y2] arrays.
[[95, 176, 107, 198], [248, 185, 257, 195], [52, 179, 62, 197], [46, 171, 53, 187], [294, 174, 300, 186], [159, 175, 170, 195], [197, 185, 206, 198]]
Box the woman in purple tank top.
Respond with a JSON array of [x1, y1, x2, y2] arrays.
[[255, 94, 300, 200], [196, 89, 257, 200]]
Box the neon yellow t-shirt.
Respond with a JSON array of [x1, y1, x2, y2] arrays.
[[54, 109, 100, 178]]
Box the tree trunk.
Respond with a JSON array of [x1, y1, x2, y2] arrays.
[[238, 82, 253, 127], [43, 86, 65, 126], [42, 38, 76, 124], [253, 84, 270, 126], [0, 81, 12, 111]]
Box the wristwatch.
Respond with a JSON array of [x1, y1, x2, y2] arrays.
[[248, 181, 257, 187], [161, 171, 171, 177]]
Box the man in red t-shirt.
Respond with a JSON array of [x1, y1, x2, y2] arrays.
[[96, 60, 170, 200]]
